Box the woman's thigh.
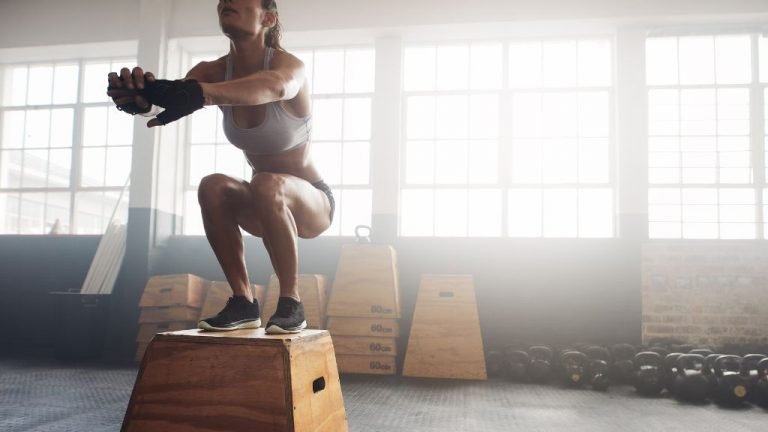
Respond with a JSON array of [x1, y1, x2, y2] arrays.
[[237, 172, 331, 239]]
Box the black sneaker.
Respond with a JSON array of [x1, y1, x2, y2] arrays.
[[198, 296, 261, 331], [265, 297, 307, 334]]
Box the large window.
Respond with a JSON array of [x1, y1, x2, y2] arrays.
[[0, 57, 134, 234], [401, 38, 614, 237], [181, 47, 375, 236], [646, 34, 759, 239]]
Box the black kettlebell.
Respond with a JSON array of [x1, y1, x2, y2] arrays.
[[611, 344, 637, 384], [674, 354, 709, 403], [754, 357, 768, 407], [713, 355, 749, 406], [649, 346, 669, 359], [486, 351, 505, 378], [663, 352, 683, 395], [703, 353, 721, 399], [528, 346, 553, 383], [633, 352, 664, 396], [504, 348, 530, 382], [740, 354, 766, 404], [689, 348, 714, 357], [560, 351, 589, 388], [586, 346, 611, 391]]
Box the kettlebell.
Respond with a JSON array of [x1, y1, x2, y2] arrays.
[[633, 351, 663, 396], [485, 350, 505, 378], [586, 346, 611, 391], [560, 351, 589, 388], [504, 348, 530, 382], [611, 344, 637, 384], [754, 357, 768, 407], [740, 354, 766, 404], [713, 355, 749, 406], [674, 354, 709, 403], [663, 352, 683, 395], [703, 353, 722, 399], [528, 346, 553, 383]]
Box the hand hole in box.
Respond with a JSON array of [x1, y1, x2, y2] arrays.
[[312, 376, 326, 393]]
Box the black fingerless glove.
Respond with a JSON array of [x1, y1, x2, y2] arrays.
[[139, 79, 205, 125], [107, 86, 153, 115]]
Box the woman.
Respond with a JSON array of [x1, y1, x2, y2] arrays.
[[107, 0, 332, 334]]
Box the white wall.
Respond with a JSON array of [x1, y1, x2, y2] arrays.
[[2, 0, 768, 49]]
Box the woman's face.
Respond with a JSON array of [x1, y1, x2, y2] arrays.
[[218, 0, 274, 38]]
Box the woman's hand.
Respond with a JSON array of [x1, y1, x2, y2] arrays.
[[106, 67, 155, 115]]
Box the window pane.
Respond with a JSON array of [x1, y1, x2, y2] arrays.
[[648, 89, 679, 136], [340, 189, 372, 236], [542, 93, 578, 137], [511, 140, 542, 184], [189, 145, 216, 186], [579, 189, 613, 237], [343, 98, 371, 140], [715, 35, 751, 84], [717, 88, 750, 136], [511, 93, 542, 137], [50, 108, 74, 148], [2, 111, 25, 148], [312, 98, 343, 140], [19, 193, 45, 234], [52, 63, 79, 105], [81, 147, 106, 187], [48, 149, 71, 187], [0, 193, 21, 234], [406, 96, 435, 140], [83, 107, 108, 147], [579, 138, 609, 183], [469, 94, 499, 139], [27, 65, 54, 106], [401, 189, 434, 236], [404, 46, 435, 91], [434, 189, 467, 237], [82, 62, 111, 103], [646, 38, 679, 85], [469, 140, 498, 184], [25, 109, 50, 148], [313, 50, 344, 94], [436, 44, 469, 91], [46, 192, 71, 234], [679, 36, 715, 85], [405, 141, 434, 185], [542, 41, 578, 87], [190, 108, 219, 144], [542, 139, 578, 183], [435, 95, 468, 139], [107, 109, 134, 146], [0, 150, 22, 188], [184, 190, 204, 235], [468, 189, 501, 237], [342, 141, 369, 185], [680, 89, 716, 136], [508, 189, 542, 237], [435, 140, 467, 184], [3, 66, 28, 106], [578, 40, 611, 87], [470, 43, 502, 90], [216, 145, 247, 180], [344, 48, 375, 94], [543, 189, 578, 237], [579, 92, 610, 137], [509, 42, 542, 88], [311, 141, 342, 185], [22, 150, 48, 188], [105, 147, 131, 186]]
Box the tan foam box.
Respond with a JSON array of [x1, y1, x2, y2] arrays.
[[138, 274, 208, 308], [199, 282, 266, 321], [332, 336, 397, 356], [336, 354, 397, 375], [326, 244, 400, 318], [262, 274, 328, 329], [135, 341, 150, 363], [326, 317, 400, 337], [403, 274, 486, 380], [124, 329, 348, 432]]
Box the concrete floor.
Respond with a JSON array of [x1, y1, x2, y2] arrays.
[[1, 356, 766, 432]]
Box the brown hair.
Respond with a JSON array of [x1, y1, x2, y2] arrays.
[[262, 0, 283, 51]]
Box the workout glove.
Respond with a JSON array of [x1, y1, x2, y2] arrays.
[[140, 78, 205, 126], [108, 79, 153, 115]]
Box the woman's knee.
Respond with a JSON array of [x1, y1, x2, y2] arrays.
[[197, 173, 246, 211]]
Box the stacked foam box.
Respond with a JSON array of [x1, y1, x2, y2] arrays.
[[261, 274, 328, 329], [326, 244, 401, 375], [135, 274, 208, 362]]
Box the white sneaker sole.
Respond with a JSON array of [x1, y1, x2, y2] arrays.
[[197, 318, 261, 332], [265, 320, 307, 335]]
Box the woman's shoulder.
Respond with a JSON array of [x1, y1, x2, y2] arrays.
[[185, 55, 228, 83]]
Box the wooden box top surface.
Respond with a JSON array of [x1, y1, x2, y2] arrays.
[[154, 328, 330, 347]]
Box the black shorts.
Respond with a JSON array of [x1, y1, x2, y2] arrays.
[[311, 180, 335, 223]]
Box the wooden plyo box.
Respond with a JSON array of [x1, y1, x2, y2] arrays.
[[138, 274, 208, 308], [326, 317, 400, 338], [136, 321, 197, 342], [333, 336, 397, 356], [199, 282, 266, 321], [402, 274, 487, 380], [263, 274, 328, 329], [336, 354, 397, 375], [123, 329, 348, 432], [326, 244, 400, 319]]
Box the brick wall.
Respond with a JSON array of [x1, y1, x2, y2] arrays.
[[642, 242, 768, 347]]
